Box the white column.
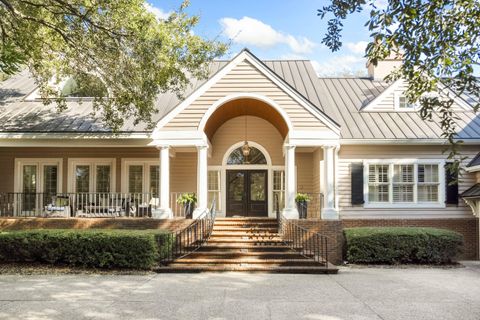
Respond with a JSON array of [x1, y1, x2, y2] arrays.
[[156, 145, 173, 219], [282, 144, 299, 219], [193, 145, 208, 218], [322, 144, 339, 219], [156, 145, 172, 219]]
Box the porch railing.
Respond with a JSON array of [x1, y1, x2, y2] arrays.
[[160, 197, 216, 265], [0, 192, 171, 218], [275, 194, 331, 268]]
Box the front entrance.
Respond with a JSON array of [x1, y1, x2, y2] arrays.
[[226, 170, 268, 217]]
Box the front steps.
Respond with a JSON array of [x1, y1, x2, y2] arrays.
[[158, 217, 338, 274]]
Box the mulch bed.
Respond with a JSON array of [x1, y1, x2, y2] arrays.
[[0, 262, 157, 275]]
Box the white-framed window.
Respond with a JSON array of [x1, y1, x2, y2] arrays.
[[68, 159, 116, 193], [364, 160, 445, 208], [14, 159, 63, 213], [273, 170, 285, 210], [121, 160, 159, 195], [208, 170, 221, 211], [368, 164, 389, 203], [394, 93, 416, 110], [15, 159, 63, 194]]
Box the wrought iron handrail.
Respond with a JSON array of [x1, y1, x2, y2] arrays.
[[160, 197, 216, 265], [275, 194, 332, 268]]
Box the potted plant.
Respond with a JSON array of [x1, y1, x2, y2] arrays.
[[295, 193, 310, 219], [176, 193, 197, 218]]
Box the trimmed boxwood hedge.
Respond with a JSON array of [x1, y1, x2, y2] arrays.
[[0, 229, 174, 269], [344, 227, 463, 264]]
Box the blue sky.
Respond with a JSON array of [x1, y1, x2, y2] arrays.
[[147, 0, 376, 76]]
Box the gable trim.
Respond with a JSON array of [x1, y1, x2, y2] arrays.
[[361, 79, 402, 111], [154, 49, 340, 135]]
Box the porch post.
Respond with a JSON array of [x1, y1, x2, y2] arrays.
[[156, 145, 172, 218], [321, 144, 339, 219], [282, 144, 299, 219], [193, 145, 208, 218]]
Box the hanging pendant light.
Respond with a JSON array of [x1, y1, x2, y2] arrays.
[[242, 108, 251, 161]]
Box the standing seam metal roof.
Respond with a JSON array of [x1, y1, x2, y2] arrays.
[[0, 59, 479, 139]]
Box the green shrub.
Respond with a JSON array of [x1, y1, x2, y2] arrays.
[[0, 229, 174, 269], [344, 227, 463, 264]]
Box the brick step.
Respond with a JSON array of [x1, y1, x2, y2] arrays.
[[215, 220, 277, 225], [212, 227, 279, 233], [210, 232, 280, 238], [197, 244, 293, 251], [173, 258, 323, 266], [157, 265, 338, 274], [215, 218, 277, 222], [187, 251, 304, 259], [207, 238, 284, 244], [214, 222, 279, 228]]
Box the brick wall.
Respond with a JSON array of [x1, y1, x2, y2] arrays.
[[296, 217, 479, 263], [0, 218, 192, 232], [294, 219, 344, 264]]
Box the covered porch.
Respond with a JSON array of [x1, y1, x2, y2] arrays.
[[153, 94, 341, 220]]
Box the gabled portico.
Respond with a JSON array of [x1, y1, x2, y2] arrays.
[[152, 49, 341, 219]]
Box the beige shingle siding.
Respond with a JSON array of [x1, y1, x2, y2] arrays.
[[337, 145, 479, 218], [171, 153, 197, 193], [163, 60, 328, 131], [296, 152, 313, 193], [209, 116, 284, 166]]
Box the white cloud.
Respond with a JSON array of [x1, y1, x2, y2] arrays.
[[373, 0, 389, 10], [220, 16, 316, 54], [144, 2, 171, 20], [312, 55, 366, 76], [345, 41, 368, 55], [280, 53, 307, 60]]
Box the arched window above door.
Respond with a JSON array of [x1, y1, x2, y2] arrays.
[[227, 146, 267, 165]]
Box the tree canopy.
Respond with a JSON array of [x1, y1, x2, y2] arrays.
[[318, 0, 480, 173], [0, 0, 226, 130]]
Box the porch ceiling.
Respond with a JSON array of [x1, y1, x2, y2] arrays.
[[203, 98, 289, 141]]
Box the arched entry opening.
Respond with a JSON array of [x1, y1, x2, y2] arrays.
[[224, 143, 271, 217], [202, 97, 290, 217]]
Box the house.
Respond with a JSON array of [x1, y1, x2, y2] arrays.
[[1, 49, 479, 259]]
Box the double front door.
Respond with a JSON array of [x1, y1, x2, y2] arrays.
[[226, 170, 268, 217]]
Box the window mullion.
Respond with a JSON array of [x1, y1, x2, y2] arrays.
[[413, 163, 418, 204], [389, 164, 393, 204]]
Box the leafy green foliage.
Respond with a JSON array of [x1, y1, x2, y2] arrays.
[[0, 229, 174, 269], [0, 0, 227, 130], [295, 193, 311, 202], [344, 227, 463, 264], [318, 1, 480, 173], [176, 192, 197, 205]]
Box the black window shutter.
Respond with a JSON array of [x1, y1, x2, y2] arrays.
[[445, 167, 459, 205], [351, 163, 365, 205]]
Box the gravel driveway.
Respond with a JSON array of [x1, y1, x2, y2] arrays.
[[1, 262, 480, 320]]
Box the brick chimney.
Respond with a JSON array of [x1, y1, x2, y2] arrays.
[[367, 51, 403, 81]]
